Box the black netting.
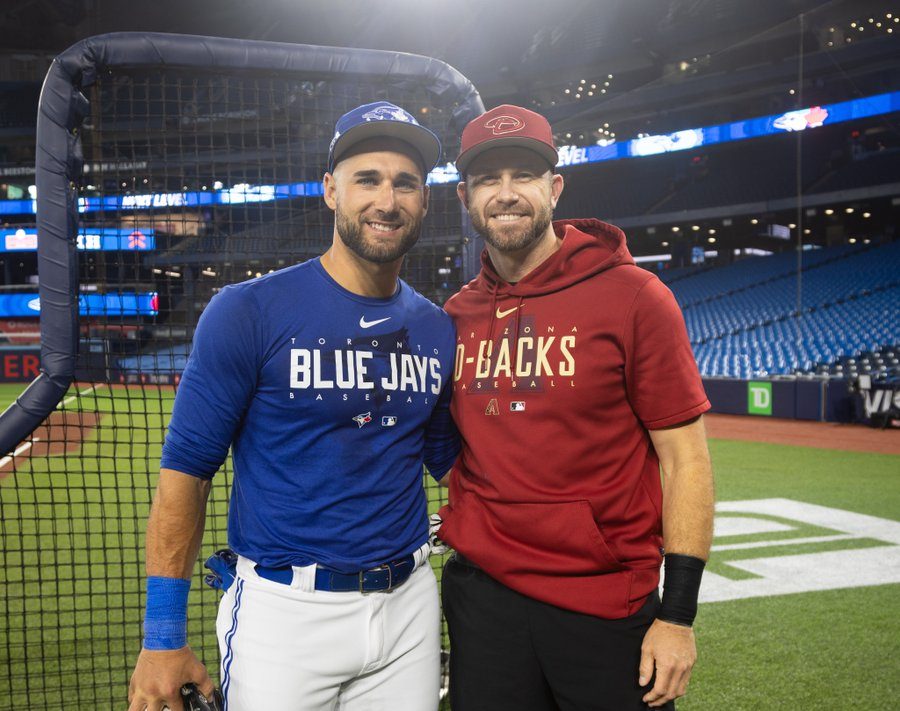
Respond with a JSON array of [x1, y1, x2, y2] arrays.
[[0, 57, 475, 707]]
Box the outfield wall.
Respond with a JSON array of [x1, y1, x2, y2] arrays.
[[702, 376, 898, 425]]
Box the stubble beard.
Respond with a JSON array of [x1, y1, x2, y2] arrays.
[[471, 201, 553, 254], [335, 207, 422, 264]]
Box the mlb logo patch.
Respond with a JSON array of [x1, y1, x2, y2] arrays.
[[381, 416, 397, 427], [510, 401, 526, 412]]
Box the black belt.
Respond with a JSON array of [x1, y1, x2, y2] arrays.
[[255, 554, 416, 593]]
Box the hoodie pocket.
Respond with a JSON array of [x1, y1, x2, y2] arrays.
[[483, 499, 624, 576]]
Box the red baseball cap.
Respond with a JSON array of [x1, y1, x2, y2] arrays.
[[456, 104, 558, 174]]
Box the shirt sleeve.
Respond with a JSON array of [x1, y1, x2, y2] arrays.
[[423, 317, 460, 480], [160, 285, 262, 478], [423, 375, 460, 480], [624, 276, 710, 430]]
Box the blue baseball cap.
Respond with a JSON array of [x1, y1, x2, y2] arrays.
[[327, 101, 442, 175]]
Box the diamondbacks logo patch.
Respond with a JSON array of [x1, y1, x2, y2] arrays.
[[352, 412, 373, 428], [485, 398, 500, 416], [484, 115, 524, 135]]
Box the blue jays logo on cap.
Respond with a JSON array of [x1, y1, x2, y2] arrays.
[[327, 101, 442, 174], [361, 105, 414, 123]]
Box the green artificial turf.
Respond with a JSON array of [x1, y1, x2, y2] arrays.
[[1, 388, 897, 708]]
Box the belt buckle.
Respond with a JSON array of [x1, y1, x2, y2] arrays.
[[359, 563, 392, 593]]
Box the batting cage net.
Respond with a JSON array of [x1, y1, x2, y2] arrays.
[[0, 33, 482, 707]]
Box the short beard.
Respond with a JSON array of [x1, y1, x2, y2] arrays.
[[335, 207, 422, 264], [470, 201, 553, 254]]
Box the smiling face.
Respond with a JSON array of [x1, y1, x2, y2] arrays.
[[458, 146, 563, 255], [324, 137, 429, 265]]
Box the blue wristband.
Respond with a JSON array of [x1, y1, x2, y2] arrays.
[[143, 576, 190, 650]]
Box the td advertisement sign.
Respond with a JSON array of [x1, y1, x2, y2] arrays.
[[747, 381, 773, 416]]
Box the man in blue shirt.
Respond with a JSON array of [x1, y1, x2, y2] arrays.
[[128, 102, 458, 711]]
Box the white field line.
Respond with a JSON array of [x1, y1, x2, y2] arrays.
[[712, 533, 857, 552], [0, 438, 39, 469], [57, 382, 105, 409], [0, 382, 105, 469]]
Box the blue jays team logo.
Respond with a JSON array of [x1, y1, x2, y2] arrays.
[[353, 411, 373, 428], [362, 106, 413, 123]]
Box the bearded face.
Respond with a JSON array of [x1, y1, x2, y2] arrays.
[[325, 137, 429, 266], [461, 147, 561, 256], [335, 199, 424, 264]]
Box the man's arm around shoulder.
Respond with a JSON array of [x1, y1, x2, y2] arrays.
[[640, 415, 714, 708], [128, 468, 217, 711]]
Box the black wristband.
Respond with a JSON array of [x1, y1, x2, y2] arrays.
[[658, 553, 706, 627]]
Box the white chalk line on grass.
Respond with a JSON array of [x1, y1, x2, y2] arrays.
[[711, 533, 857, 552], [0, 382, 105, 471], [58, 382, 105, 409], [0, 438, 38, 469]]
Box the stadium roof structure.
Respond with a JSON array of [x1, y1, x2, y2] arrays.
[[0, 0, 897, 260]]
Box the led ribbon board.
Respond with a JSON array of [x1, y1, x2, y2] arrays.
[[0, 292, 159, 317], [0, 227, 156, 251], [2, 88, 898, 216]]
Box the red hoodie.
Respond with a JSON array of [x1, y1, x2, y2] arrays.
[[439, 218, 709, 619]]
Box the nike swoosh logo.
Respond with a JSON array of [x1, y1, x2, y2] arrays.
[[495, 306, 521, 319], [359, 316, 392, 329]]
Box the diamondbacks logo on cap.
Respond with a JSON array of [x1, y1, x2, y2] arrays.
[[484, 115, 525, 135]]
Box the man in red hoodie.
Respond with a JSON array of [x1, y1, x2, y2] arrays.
[[437, 105, 714, 710]]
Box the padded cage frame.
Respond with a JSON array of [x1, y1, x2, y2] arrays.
[[0, 32, 483, 706]]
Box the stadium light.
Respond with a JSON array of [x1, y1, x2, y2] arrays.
[[751, 218, 758, 224], [863, 212, 871, 218], [825, 208, 834, 215], [707, 237, 716, 244], [849, 238, 857, 244], [845, 207, 854, 213], [691, 225, 700, 231], [671, 226, 680, 232]]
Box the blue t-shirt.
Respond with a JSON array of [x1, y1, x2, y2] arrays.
[[160, 257, 458, 571]]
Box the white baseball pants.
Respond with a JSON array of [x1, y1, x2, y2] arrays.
[[215, 547, 440, 711]]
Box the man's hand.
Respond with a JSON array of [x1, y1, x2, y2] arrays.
[[128, 646, 215, 711], [638, 619, 697, 707]]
